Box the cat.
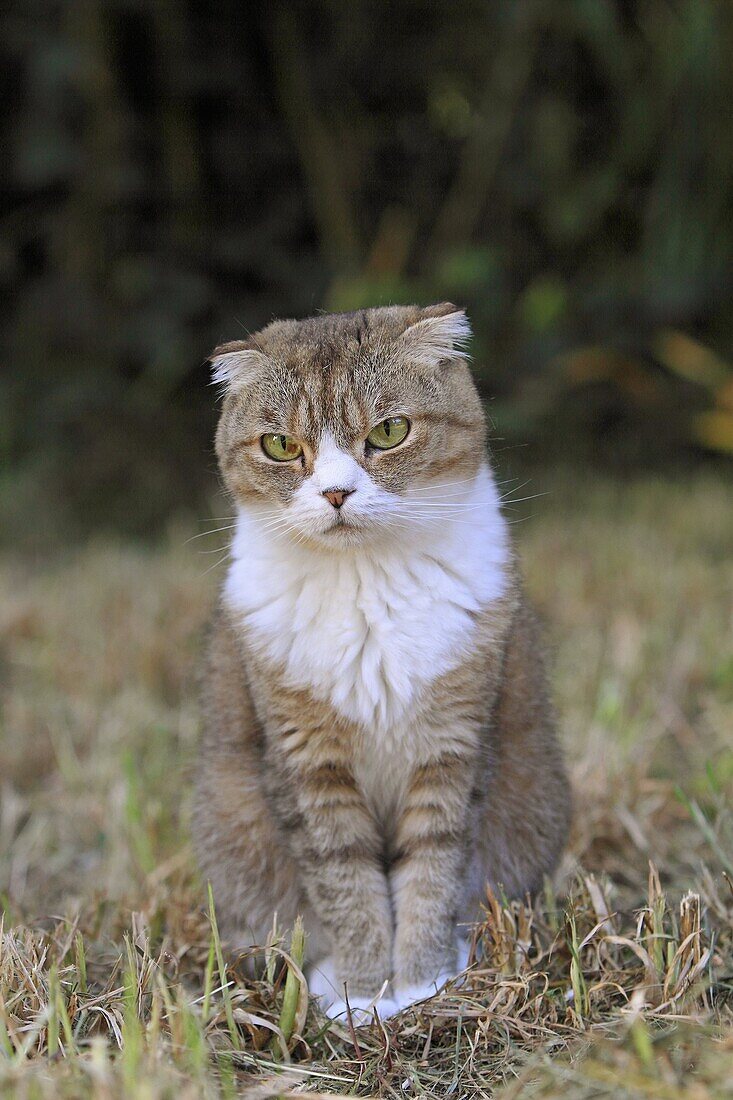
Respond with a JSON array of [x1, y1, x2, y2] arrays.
[[193, 303, 570, 1019]]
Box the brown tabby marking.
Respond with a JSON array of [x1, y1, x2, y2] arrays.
[[193, 304, 570, 1013]]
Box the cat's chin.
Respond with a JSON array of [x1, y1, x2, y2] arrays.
[[301, 518, 375, 549], [279, 509, 411, 551], [323, 518, 364, 536], [316, 527, 370, 550]]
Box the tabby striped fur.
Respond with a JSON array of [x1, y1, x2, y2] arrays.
[[193, 304, 570, 1017]]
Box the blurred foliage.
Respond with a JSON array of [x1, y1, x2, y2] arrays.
[[1, 0, 732, 538]]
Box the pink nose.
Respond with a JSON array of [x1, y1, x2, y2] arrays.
[[323, 488, 353, 508]]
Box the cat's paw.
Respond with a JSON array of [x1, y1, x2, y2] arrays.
[[307, 956, 339, 1002], [392, 978, 445, 1012], [393, 959, 470, 1012], [325, 995, 398, 1023], [392, 939, 473, 1011], [456, 937, 471, 973], [308, 958, 396, 1023]]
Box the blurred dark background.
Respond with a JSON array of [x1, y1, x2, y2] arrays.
[[2, 0, 732, 542]]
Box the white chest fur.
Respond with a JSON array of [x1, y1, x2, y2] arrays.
[[224, 466, 508, 736]]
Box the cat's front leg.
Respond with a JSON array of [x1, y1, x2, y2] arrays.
[[389, 749, 475, 1008], [269, 747, 393, 1008]]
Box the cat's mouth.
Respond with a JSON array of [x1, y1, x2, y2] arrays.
[[325, 514, 362, 533], [317, 511, 372, 542]]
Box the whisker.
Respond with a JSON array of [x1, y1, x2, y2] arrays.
[[398, 502, 491, 510], [185, 524, 238, 544], [500, 492, 550, 507], [397, 503, 496, 513], [499, 478, 533, 501], [505, 513, 538, 526], [388, 512, 498, 527], [249, 511, 288, 524], [402, 477, 479, 493], [200, 551, 232, 577], [259, 518, 297, 533]]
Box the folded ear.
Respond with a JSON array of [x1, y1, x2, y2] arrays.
[[209, 341, 268, 393], [399, 303, 472, 367]]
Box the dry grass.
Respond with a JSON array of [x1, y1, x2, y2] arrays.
[[1, 471, 732, 1098]]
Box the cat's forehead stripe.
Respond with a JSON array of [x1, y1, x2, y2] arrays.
[[280, 369, 370, 445]]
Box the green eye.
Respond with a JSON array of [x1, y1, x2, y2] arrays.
[[261, 433, 303, 461], [366, 416, 410, 450]]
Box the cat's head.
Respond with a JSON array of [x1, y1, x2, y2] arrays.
[[211, 303, 488, 548]]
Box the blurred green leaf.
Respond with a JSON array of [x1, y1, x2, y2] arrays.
[[518, 277, 569, 335]]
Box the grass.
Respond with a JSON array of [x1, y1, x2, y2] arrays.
[[1, 470, 732, 1097]]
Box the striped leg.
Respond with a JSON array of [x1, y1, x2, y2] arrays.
[[389, 749, 476, 1006], [269, 747, 393, 1006]]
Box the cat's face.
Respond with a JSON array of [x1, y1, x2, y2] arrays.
[[212, 304, 487, 548]]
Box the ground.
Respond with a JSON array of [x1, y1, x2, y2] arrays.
[[1, 470, 732, 1098]]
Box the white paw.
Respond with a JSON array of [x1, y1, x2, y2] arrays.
[[392, 979, 443, 1012], [308, 959, 395, 1023], [456, 937, 471, 973], [325, 995, 398, 1023], [324, 995, 371, 1022], [393, 960, 468, 1012], [371, 996, 401, 1019], [391, 937, 473, 1013], [306, 956, 339, 1001]]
